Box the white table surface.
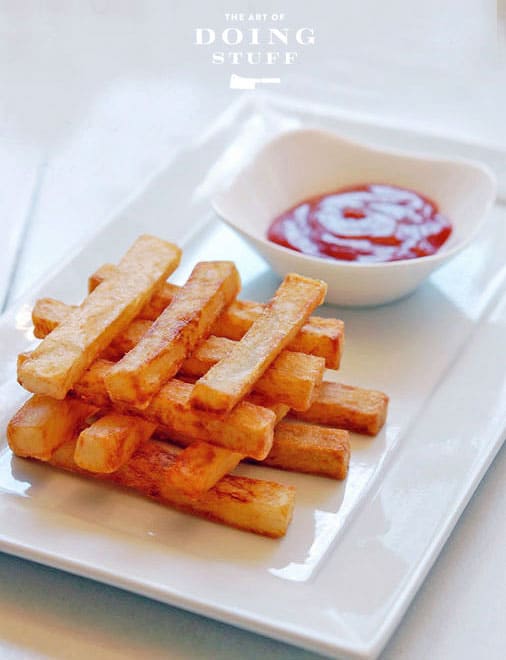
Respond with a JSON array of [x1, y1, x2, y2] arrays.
[[1, 2, 505, 658]]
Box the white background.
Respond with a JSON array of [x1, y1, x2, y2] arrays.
[[0, 1, 505, 658]]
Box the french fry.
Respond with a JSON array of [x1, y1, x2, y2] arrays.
[[170, 380, 291, 422], [183, 336, 325, 412], [32, 299, 152, 359], [158, 418, 349, 484], [18, 235, 182, 399], [48, 438, 296, 538], [245, 394, 290, 424], [74, 414, 156, 473], [292, 381, 389, 436], [71, 359, 276, 459], [88, 263, 123, 294], [89, 263, 344, 368], [100, 320, 151, 361], [257, 420, 350, 480], [26, 307, 387, 438], [9, 235, 393, 541], [165, 442, 243, 498], [89, 263, 181, 321], [7, 395, 96, 461], [33, 300, 325, 411], [141, 381, 276, 460], [191, 273, 327, 414], [105, 262, 241, 406], [31, 298, 70, 338], [213, 300, 343, 370]]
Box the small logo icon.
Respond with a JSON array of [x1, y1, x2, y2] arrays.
[[229, 73, 281, 90]]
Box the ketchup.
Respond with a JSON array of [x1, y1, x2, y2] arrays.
[[267, 184, 452, 263]]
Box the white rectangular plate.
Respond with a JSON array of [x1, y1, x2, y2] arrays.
[[1, 94, 505, 660]]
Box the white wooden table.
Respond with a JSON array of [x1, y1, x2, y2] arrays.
[[1, 2, 505, 658]]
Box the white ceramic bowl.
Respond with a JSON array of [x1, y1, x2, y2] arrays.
[[212, 129, 496, 306]]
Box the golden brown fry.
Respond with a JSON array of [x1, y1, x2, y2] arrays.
[[48, 439, 295, 538], [7, 395, 96, 461], [165, 441, 243, 497], [287, 317, 343, 369], [101, 319, 152, 361], [292, 381, 389, 436], [71, 359, 276, 460], [31, 298, 69, 339], [74, 413, 156, 473], [18, 235, 182, 399], [89, 263, 344, 368], [191, 273, 327, 414], [87, 263, 121, 294], [89, 263, 181, 321], [257, 420, 350, 480], [157, 418, 349, 483], [104, 262, 240, 406], [212, 300, 344, 370], [33, 300, 325, 411], [27, 305, 386, 438], [167, 380, 291, 423], [245, 393, 290, 424], [183, 336, 325, 412], [32, 299, 150, 360]]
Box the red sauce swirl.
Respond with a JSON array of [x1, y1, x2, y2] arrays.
[[267, 184, 452, 263]]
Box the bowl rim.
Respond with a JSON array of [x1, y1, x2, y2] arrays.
[[212, 127, 497, 270]]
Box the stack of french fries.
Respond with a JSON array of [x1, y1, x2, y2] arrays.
[[7, 234, 388, 538]]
